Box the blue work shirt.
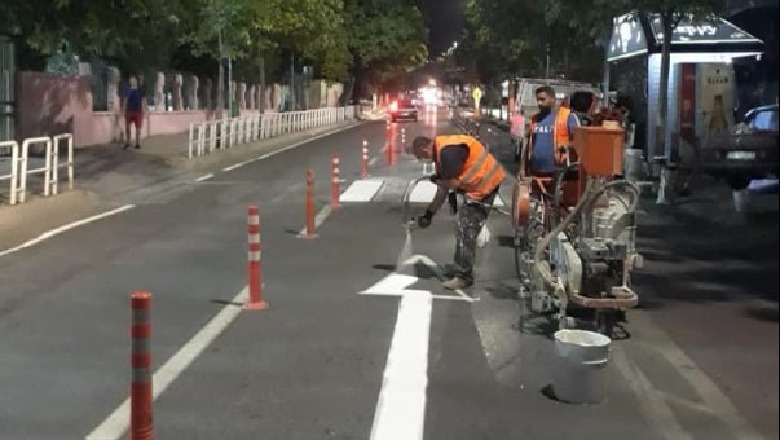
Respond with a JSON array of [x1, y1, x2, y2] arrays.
[[531, 111, 579, 173], [125, 86, 145, 111]]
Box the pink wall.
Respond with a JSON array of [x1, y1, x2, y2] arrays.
[[15, 71, 213, 148]]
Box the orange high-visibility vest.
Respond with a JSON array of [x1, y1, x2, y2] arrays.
[[528, 106, 573, 164], [434, 135, 506, 201]]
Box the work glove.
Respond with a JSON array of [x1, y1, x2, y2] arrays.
[[417, 210, 434, 229]]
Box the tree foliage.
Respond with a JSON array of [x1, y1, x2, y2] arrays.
[[459, 0, 726, 82], [2, 0, 428, 84]]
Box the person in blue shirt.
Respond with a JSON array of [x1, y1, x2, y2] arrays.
[[528, 86, 579, 174], [122, 75, 146, 150]]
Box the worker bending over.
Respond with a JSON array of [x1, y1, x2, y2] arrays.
[[410, 134, 507, 290]]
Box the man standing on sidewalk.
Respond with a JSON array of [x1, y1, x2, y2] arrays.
[[122, 75, 146, 150], [410, 134, 506, 290]]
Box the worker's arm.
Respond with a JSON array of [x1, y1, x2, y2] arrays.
[[426, 181, 454, 214]]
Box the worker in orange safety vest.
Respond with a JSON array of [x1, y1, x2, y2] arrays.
[[410, 134, 507, 290], [524, 85, 580, 176]]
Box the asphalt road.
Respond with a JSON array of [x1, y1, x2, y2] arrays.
[[0, 107, 775, 440]]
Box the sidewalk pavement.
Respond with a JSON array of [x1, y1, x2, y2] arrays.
[[0, 119, 364, 250]]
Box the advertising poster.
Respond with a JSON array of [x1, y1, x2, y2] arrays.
[[696, 63, 734, 141]]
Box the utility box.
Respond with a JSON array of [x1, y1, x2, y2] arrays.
[[574, 126, 625, 177]]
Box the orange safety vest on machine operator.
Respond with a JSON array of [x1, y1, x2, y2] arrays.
[[434, 135, 507, 201], [527, 106, 574, 165]]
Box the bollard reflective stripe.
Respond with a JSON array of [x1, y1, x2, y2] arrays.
[[245, 205, 268, 309], [331, 156, 341, 209]]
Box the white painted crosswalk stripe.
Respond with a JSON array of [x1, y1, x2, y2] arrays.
[[339, 178, 505, 206]]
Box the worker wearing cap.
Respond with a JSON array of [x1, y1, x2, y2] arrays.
[[410, 134, 506, 290]]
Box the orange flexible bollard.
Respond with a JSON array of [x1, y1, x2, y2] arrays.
[[331, 155, 341, 209], [245, 205, 268, 310], [130, 291, 153, 440], [361, 141, 370, 178]]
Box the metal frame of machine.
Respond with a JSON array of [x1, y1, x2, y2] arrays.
[[511, 126, 643, 338]]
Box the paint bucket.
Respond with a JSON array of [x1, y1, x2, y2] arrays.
[[552, 329, 611, 405]]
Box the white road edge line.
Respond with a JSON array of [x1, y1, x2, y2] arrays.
[[297, 205, 333, 236], [0, 204, 136, 259], [86, 287, 249, 440], [221, 124, 358, 173], [369, 292, 432, 440], [194, 173, 213, 182]]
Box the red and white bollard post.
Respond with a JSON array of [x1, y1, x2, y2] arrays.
[[245, 205, 268, 310], [361, 140, 370, 178], [130, 291, 153, 440], [331, 155, 341, 209], [299, 169, 318, 238]]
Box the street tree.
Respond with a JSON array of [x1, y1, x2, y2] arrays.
[[343, 0, 428, 99], [546, 0, 725, 159]]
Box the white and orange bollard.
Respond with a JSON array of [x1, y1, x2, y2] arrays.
[[361, 141, 370, 178], [299, 169, 318, 238], [130, 291, 153, 440], [245, 205, 268, 310], [331, 155, 341, 209]]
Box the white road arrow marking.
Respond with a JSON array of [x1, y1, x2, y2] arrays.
[[361, 254, 476, 440], [360, 254, 477, 302]]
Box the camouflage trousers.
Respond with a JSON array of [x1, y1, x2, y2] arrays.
[[452, 195, 495, 282]]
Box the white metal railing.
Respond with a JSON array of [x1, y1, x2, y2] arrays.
[[52, 133, 75, 194], [0, 140, 20, 205], [19, 136, 52, 203], [188, 105, 359, 158], [0, 133, 75, 206]]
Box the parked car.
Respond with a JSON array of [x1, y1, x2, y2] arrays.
[[699, 104, 779, 190], [389, 99, 418, 123]]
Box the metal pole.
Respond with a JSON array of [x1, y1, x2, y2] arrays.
[[545, 44, 551, 79]]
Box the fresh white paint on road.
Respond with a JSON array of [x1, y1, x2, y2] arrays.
[[297, 205, 334, 237], [360, 255, 476, 303], [368, 288, 432, 440], [340, 179, 385, 202], [0, 204, 136, 259], [86, 287, 250, 440], [194, 173, 213, 182]]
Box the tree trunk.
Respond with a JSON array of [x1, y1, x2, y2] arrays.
[[259, 56, 266, 113], [217, 62, 225, 119], [657, 10, 673, 162]]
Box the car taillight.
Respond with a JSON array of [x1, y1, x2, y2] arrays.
[[390, 101, 398, 111]]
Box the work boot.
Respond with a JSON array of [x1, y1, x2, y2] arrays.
[[442, 276, 472, 290]]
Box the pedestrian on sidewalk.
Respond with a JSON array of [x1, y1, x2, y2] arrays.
[[122, 74, 146, 150], [410, 134, 507, 290]]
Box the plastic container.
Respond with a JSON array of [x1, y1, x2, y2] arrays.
[[624, 148, 646, 182], [552, 329, 611, 405]]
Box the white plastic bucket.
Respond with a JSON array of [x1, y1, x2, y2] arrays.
[[552, 329, 611, 405]]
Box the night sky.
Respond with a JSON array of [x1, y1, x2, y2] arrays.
[[420, 0, 463, 56]]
